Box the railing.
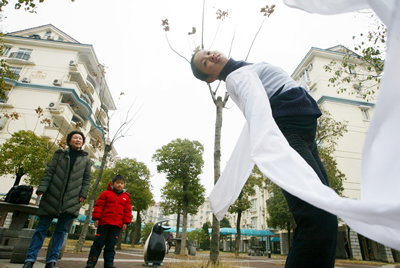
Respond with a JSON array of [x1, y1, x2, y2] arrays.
[[8, 52, 31, 61]]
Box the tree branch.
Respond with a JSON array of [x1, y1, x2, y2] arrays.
[[165, 33, 189, 64]]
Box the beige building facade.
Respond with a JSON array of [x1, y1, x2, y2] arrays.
[[0, 25, 118, 226]]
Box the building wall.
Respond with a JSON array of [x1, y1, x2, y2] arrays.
[[0, 26, 117, 217], [301, 51, 376, 200]]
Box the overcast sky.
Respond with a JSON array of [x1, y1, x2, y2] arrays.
[[1, 0, 372, 202]]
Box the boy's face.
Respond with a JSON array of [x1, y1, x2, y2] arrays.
[[112, 179, 125, 191]]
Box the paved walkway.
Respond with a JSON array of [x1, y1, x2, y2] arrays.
[[0, 247, 399, 268]]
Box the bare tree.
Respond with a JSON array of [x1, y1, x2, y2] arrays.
[[161, 1, 275, 263], [74, 65, 140, 252]]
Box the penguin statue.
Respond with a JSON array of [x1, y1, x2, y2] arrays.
[[143, 220, 170, 266]]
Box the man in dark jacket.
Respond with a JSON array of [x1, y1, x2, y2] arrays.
[[22, 131, 91, 268]]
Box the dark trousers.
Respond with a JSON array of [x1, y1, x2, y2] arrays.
[[275, 115, 338, 268], [87, 225, 121, 267]]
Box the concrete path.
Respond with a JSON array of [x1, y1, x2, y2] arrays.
[[0, 248, 398, 268]]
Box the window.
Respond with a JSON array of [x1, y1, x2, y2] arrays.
[[29, 34, 41, 39], [2, 46, 11, 56], [299, 69, 310, 84], [8, 67, 22, 78], [9, 48, 32, 61], [43, 31, 51, 39], [361, 109, 370, 120], [251, 199, 257, 210], [360, 106, 371, 121], [299, 64, 313, 84], [0, 90, 10, 103], [349, 64, 356, 74], [251, 217, 257, 229]]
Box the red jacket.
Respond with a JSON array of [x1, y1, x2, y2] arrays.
[[92, 182, 132, 228]]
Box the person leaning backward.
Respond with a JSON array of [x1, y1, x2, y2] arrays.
[[22, 130, 91, 268], [191, 50, 338, 268]]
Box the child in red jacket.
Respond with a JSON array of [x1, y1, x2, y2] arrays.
[[85, 175, 132, 268]]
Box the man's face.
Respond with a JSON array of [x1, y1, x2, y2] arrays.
[[193, 50, 229, 82]]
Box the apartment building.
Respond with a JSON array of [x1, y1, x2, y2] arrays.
[[0, 25, 118, 220]]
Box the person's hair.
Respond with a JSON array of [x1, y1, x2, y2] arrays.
[[190, 51, 209, 82], [66, 130, 85, 146], [112, 174, 126, 184]]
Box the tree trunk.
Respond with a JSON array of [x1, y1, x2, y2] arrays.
[[14, 171, 24, 186], [74, 144, 111, 252], [176, 211, 181, 239], [116, 228, 123, 249], [210, 96, 224, 264], [180, 198, 188, 256], [235, 212, 242, 257], [132, 211, 141, 246]]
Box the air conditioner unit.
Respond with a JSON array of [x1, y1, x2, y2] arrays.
[[21, 77, 31, 83], [69, 60, 78, 71], [48, 102, 59, 110], [53, 79, 62, 86]]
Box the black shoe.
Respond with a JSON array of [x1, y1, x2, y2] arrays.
[[22, 262, 34, 268], [45, 262, 57, 268], [104, 265, 115, 268], [85, 265, 95, 268]]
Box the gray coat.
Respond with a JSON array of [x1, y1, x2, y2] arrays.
[[36, 148, 91, 217]]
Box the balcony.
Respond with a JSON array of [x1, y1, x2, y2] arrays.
[[69, 62, 89, 90], [6, 52, 35, 65], [50, 103, 88, 133]]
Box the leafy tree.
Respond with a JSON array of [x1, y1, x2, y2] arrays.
[[266, 106, 348, 247], [187, 229, 206, 248], [228, 166, 263, 256], [87, 158, 153, 248], [159, 181, 182, 239], [220, 217, 231, 228], [0, 130, 54, 186], [160, 179, 203, 240], [315, 107, 348, 151], [315, 107, 347, 196], [141, 222, 154, 242], [0, 0, 49, 13], [319, 148, 345, 196], [201, 221, 212, 250], [324, 13, 385, 101], [266, 181, 294, 248], [153, 138, 206, 256], [161, 3, 275, 264]]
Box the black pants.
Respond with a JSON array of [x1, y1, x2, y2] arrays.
[[87, 225, 121, 267], [275, 115, 338, 268]]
